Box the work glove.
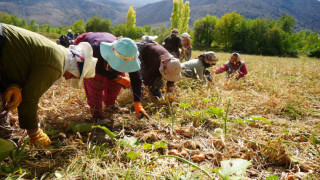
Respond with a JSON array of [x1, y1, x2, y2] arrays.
[[4, 86, 22, 111], [28, 129, 51, 147], [134, 102, 149, 119], [231, 73, 239, 79], [158, 95, 167, 105], [167, 92, 175, 102], [115, 77, 131, 88]]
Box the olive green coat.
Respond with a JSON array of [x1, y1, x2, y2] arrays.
[[0, 24, 67, 129]]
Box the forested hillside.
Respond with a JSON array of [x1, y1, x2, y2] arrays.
[[0, 0, 129, 27], [0, 1, 320, 179], [0, 0, 320, 32], [135, 0, 320, 31]]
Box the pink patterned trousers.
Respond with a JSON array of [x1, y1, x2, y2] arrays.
[[83, 73, 125, 117]]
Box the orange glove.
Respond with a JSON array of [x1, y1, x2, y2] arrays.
[[167, 92, 175, 102], [134, 102, 149, 119], [115, 77, 131, 88], [158, 95, 167, 105], [28, 129, 51, 147], [4, 86, 22, 111]]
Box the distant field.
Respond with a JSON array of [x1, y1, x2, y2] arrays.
[[4, 51, 320, 179]]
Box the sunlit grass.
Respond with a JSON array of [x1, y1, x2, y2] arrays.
[[2, 51, 320, 179]]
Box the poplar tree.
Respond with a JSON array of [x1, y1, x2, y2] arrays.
[[126, 7, 136, 30], [170, 0, 190, 32], [180, 1, 190, 33], [170, 0, 181, 29]]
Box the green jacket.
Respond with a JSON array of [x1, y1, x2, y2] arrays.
[[0, 24, 67, 129], [181, 59, 206, 81]]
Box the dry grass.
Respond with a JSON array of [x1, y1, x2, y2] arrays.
[[1, 51, 320, 179]]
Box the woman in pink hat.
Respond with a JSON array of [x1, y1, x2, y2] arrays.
[[0, 23, 97, 147]]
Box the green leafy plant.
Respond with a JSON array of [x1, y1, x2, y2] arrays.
[[249, 116, 270, 124], [233, 116, 270, 125], [0, 138, 17, 162], [69, 123, 93, 133], [0, 139, 29, 176], [44, 124, 60, 135], [68, 123, 117, 140], [89, 144, 108, 158], [126, 151, 140, 160], [266, 175, 279, 180], [202, 98, 211, 103], [143, 140, 167, 150], [215, 158, 252, 180], [204, 107, 224, 118], [179, 102, 191, 109], [187, 110, 209, 126], [120, 136, 140, 148], [93, 125, 117, 139]]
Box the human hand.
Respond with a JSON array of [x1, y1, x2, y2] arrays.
[[4, 86, 22, 111], [231, 73, 239, 79], [115, 76, 131, 88], [28, 129, 51, 147], [167, 92, 174, 102], [134, 102, 149, 119]]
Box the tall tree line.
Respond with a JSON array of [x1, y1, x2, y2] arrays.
[[192, 12, 320, 57], [1, 2, 319, 58]]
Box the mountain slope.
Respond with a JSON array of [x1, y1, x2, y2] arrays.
[[0, 0, 129, 27], [135, 0, 320, 31], [0, 0, 319, 31]]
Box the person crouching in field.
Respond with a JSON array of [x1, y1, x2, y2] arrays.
[[74, 33, 150, 120], [136, 36, 182, 104], [0, 23, 97, 147], [163, 29, 183, 59], [214, 52, 247, 80], [180, 32, 192, 61], [181, 51, 218, 82], [56, 35, 74, 48]]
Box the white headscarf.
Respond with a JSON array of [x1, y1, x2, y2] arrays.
[[64, 45, 84, 78], [54, 42, 97, 88]]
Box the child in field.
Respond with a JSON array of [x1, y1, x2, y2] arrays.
[[214, 52, 247, 80], [181, 51, 218, 82]]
